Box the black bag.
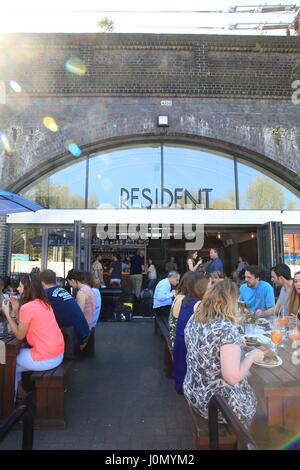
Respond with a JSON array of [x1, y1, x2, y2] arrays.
[[140, 288, 153, 299], [140, 289, 153, 316], [114, 305, 132, 322], [61, 326, 81, 359]]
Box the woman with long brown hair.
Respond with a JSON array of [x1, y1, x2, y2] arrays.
[[186, 251, 202, 272], [172, 271, 209, 394], [1, 274, 64, 400], [169, 271, 190, 349], [183, 279, 267, 428]]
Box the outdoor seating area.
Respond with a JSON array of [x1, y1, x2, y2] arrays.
[[0, 6, 299, 453]]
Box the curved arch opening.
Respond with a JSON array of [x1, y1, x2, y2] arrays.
[[17, 137, 299, 211]]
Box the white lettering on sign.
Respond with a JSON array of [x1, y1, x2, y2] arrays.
[[161, 100, 172, 106]]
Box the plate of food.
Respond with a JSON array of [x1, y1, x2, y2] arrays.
[[253, 355, 282, 368], [243, 334, 271, 348], [256, 318, 270, 328]]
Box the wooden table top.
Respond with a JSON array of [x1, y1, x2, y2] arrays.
[[248, 342, 300, 390]]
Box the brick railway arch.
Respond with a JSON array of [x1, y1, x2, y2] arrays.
[[7, 133, 300, 196]]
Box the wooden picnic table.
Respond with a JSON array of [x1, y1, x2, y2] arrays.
[[248, 341, 300, 432], [0, 335, 22, 419]]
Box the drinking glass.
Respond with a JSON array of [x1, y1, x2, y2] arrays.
[[288, 327, 300, 342], [270, 324, 282, 356], [277, 313, 288, 348]]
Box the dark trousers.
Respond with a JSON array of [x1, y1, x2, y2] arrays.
[[154, 305, 171, 318]]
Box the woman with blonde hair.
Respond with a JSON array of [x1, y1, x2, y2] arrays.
[[183, 279, 266, 428]]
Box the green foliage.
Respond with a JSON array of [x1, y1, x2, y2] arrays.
[[244, 176, 285, 210], [211, 189, 236, 209], [22, 180, 99, 209], [97, 17, 115, 33]]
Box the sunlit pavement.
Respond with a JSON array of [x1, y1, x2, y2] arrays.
[[0, 319, 193, 450]]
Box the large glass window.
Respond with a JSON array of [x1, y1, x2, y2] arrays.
[[87, 145, 161, 208], [163, 145, 236, 209], [237, 160, 300, 210], [20, 158, 87, 209], [47, 228, 74, 279], [11, 228, 42, 274], [19, 143, 299, 211]]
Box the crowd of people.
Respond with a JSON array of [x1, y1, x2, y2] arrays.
[[0, 245, 299, 433], [152, 256, 300, 430], [0, 268, 101, 402]]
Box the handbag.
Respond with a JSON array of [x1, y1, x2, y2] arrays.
[[61, 325, 81, 359]]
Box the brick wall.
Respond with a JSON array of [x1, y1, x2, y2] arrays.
[[0, 33, 299, 193]]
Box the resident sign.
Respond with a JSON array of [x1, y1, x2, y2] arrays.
[[120, 187, 213, 209]]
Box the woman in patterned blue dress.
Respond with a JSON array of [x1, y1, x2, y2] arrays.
[[183, 279, 266, 428], [172, 272, 209, 394]]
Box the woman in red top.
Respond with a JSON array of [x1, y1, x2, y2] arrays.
[[2, 274, 64, 400]]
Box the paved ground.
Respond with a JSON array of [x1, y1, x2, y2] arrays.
[[0, 319, 193, 450]]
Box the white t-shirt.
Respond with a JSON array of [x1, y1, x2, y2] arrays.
[[92, 260, 103, 284], [148, 265, 157, 280]]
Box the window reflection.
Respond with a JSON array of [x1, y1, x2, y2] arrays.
[[47, 228, 74, 279], [21, 159, 87, 209], [237, 160, 300, 210], [11, 228, 42, 274], [18, 144, 299, 211], [163, 146, 236, 209], [87, 146, 161, 208]]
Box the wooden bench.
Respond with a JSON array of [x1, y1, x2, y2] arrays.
[[187, 403, 237, 450], [30, 359, 74, 429], [154, 314, 173, 379]]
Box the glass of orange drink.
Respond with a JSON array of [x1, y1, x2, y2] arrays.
[[288, 329, 300, 342], [270, 328, 282, 355]]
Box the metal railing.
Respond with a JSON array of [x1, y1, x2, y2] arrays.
[[208, 395, 257, 450], [0, 401, 34, 450]]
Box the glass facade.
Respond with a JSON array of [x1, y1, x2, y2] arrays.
[[237, 160, 300, 210], [163, 146, 236, 209], [21, 159, 87, 209], [47, 228, 74, 279], [11, 228, 42, 274], [20, 144, 299, 210], [87, 145, 161, 209]]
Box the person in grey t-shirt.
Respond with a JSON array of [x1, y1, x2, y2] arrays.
[[261, 264, 293, 317]]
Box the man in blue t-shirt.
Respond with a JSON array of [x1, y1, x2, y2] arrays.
[[205, 248, 223, 274], [40, 269, 90, 341], [239, 265, 275, 313]]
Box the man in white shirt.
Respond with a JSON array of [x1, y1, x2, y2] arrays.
[[262, 264, 293, 317], [153, 271, 180, 317]]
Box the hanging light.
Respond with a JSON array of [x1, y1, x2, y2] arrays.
[[251, 232, 255, 239], [217, 232, 221, 239]]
